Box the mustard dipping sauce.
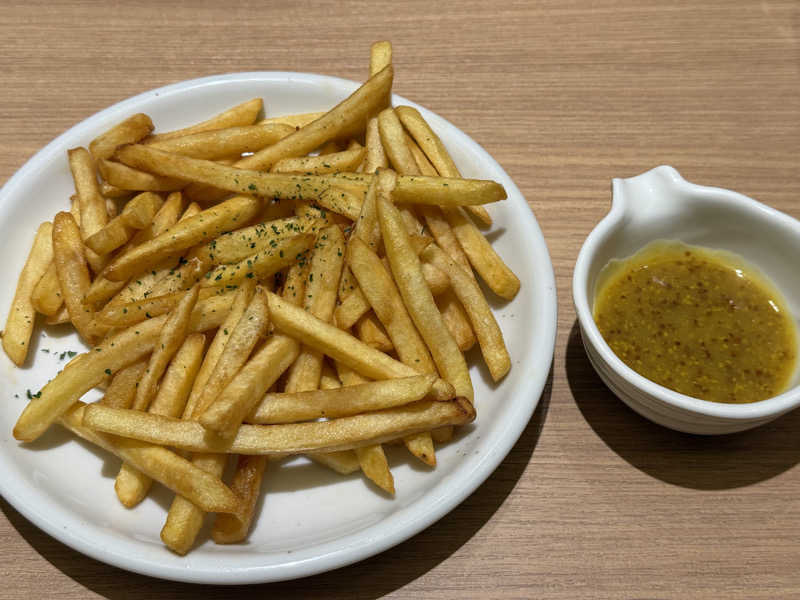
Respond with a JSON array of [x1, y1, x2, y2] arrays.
[[593, 241, 798, 404]]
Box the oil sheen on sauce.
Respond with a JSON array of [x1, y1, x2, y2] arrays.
[[593, 241, 797, 404]]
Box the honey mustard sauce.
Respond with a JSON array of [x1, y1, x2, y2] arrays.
[[593, 241, 798, 404]]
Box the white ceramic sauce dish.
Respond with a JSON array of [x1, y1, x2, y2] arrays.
[[573, 165, 800, 434]]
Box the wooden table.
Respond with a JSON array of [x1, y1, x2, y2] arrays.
[[1, 1, 799, 598]]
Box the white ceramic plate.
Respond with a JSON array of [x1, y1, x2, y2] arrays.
[[0, 72, 557, 584]]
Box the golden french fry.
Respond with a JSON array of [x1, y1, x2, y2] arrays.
[[319, 362, 342, 389], [370, 41, 392, 76], [132, 286, 199, 411], [355, 312, 393, 352], [249, 374, 440, 424], [316, 187, 362, 220], [97, 158, 186, 192], [284, 225, 345, 393], [161, 452, 229, 555], [146, 98, 263, 143], [52, 212, 96, 343], [189, 216, 318, 266], [149, 122, 295, 159], [403, 433, 436, 467], [335, 361, 370, 386], [200, 334, 299, 437], [84, 191, 185, 307], [44, 305, 70, 326], [103, 195, 260, 282], [61, 403, 238, 514], [90, 113, 154, 160], [271, 145, 365, 175], [115, 144, 505, 208], [405, 131, 438, 176], [418, 205, 473, 276], [182, 282, 255, 420], [101, 182, 134, 199], [430, 426, 454, 444], [424, 244, 510, 380], [101, 359, 147, 409], [68, 147, 108, 273], [201, 233, 314, 289], [83, 398, 475, 455], [31, 262, 63, 316], [307, 451, 360, 474], [377, 193, 473, 402], [193, 287, 269, 418], [115, 333, 205, 508], [85, 192, 163, 255], [12, 294, 232, 442], [259, 111, 325, 129], [441, 206, 520, 300], [267, 291, 417, 381], [212, 455, 268, 543], [396, 104, 492, 226], [356, 445, 394, 494], [333, 288, 370, 330], [237, 66, 392, 172], [439, 292, 476, 351], [378, 108, 420, 176], [2, 222, 53, 365], [364, 118, 388, 174], [97, 287, 223, 328], [421, 261, 449, 295], [348, 238, 434, 371]]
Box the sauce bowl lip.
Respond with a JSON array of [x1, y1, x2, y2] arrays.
[[573, 165, 800, 422]]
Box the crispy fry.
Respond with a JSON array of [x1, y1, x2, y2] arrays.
[[100, 359, 147, 409], [193, 287, 269, 417], [2, 222, 53, 365], [212, 455, 269, 543], [84, 191, 184, 307], [319, 362, 342, 389], [424, 244, 510, 380], [267, 291, 417, 381], [377, 194, 473, 402], [370, 41, 393, 76], [31, 262, 62, 316], [61, 403, 238, 514], [249, 374, 440, 424], [101, 182, 134, 199], [259, 111, 325, 129], [355, 312, 393, 352], [115, 144, 505, 208], [333, 288, 370, 329], [378, 108, 420, 176], [84, 192, 163, 255], [98, 157, 186, 192], [44, 305, 70, 326], [68, 147, 108, 272], [103, 195, 260, 282], [403, 433, 436, 467], [421, 261, 450, 295], [201, 234, 314, 289], [271, 145, 365, 175], [149, 122, 294, 159], [307, 451, 361, 474], [284, 225, 345, 393], [115, 334, 205, 508], [441, 206, 520, 300], [396, 104, 492, 226], [200, 334, 299, 437], [90, 113, 154, 160], [356, 445, 394, 494], [189, 216, 318, 266], [146, 98, 263, 143], [12, 294, 232, 442], [348, 238, 435, 371], [52, 212, 96, 343], [364, 118, 388, 174], [84, 398, 475, 454], [132, 285, 199, 411], [439, 292, 476, 351]]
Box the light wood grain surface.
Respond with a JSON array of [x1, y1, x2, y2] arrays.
[[1, 1, 799, 598]]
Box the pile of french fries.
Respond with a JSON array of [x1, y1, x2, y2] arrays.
[[3, 42, 519, 555]]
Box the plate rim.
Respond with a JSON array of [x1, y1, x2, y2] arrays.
[[0, 70, 557, 584]]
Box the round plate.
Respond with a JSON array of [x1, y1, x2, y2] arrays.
[[0, 72, 557, 584]]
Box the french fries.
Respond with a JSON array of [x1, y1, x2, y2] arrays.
[[2, 222, 53, 365], [6, 41, 522, 555]]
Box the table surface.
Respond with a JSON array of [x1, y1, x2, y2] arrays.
[[1, 1, 799, 598]]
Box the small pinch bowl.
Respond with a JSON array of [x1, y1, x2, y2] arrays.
[[573, 165, 800, 434]]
